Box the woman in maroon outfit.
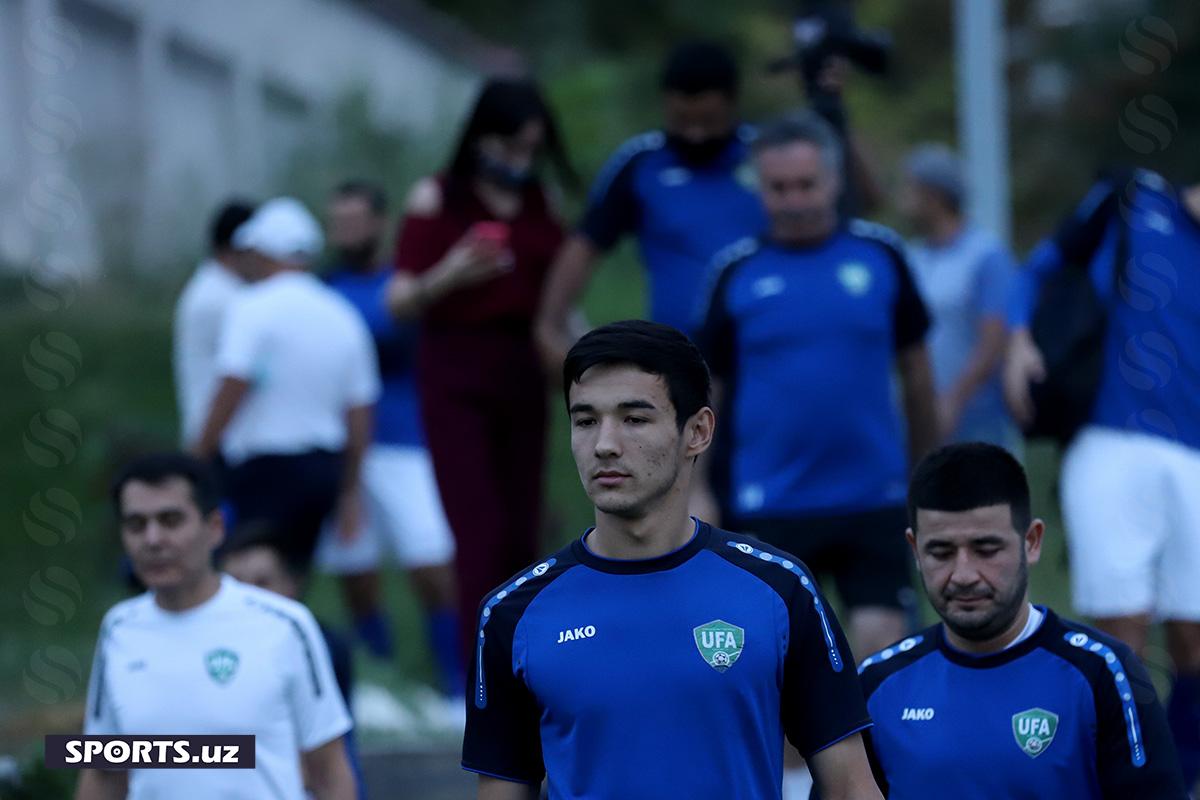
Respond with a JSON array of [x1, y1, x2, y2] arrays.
[[386, 78, 576, 656]]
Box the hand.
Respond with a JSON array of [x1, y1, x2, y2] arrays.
[[1003, 329, 1046, 428], [433, 229, 511, 292], [335, 487, 364, 543], [688, 484, 721, 527]]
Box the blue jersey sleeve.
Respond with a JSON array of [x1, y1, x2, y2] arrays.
[[977, 242, 1017, 321], [577, 138, 653, 251], [462, 593, 545, 785], [781, 567, 873, 757]]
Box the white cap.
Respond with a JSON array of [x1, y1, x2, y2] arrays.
[[232, 197, 323, 263]]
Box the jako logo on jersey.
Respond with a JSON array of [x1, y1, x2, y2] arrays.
[[205, 648, 239, 685], [1012, 707, 1059, 758], [901, 707, 935, 721], [837, 262, 872, 296], [693, 619, 745, 673], [557, 625, 596, 643]]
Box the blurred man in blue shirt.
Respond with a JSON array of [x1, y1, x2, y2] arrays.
[[1004, 171, 1200, 789], [696, 112, 938, 659], [535, 41, 767, 365], [314, 181, 465, 711], [899, 144, 1018, 450]]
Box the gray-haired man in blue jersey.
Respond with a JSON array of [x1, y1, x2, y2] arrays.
[[462, 320, 881, 800], [858, 442, 1185, 798]]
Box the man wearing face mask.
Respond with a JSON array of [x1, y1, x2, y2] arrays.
[[857, 443, 1186, 798], [535, 40, 767, 368]]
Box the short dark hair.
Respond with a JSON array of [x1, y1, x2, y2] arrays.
[[209, 200, 256, 252], [661, 41, 739, 98], [333, 179, 388, 215], [752, 110, 843, 175], [219, 528, 304, 581], [562, 320, 711, 429], [111, 452, 221, 517], [908, 443, 1032, 534]]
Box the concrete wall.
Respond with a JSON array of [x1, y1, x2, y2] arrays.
[[1, 0, 481, 276]]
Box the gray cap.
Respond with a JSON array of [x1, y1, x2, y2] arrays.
[[904, 143, 964, 208]]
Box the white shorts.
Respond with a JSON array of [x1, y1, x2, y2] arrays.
[[1061, 426, 1200, 620], [315, 445, 455, 573]]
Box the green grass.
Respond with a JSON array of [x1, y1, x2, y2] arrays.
[[0, 254, 1081, 765]]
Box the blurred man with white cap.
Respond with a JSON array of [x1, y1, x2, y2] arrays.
[[899, 144, 1019, 450], [194, 197, 380, 575]]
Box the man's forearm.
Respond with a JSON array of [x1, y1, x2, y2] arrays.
[[946, 318, 1008, 410], [898, 345, 939, 466], [75, 768, 127, 800], [478, 775, 540, 800], [341, 404, 373, 490], [534, 235, 598, 367], [192, 376, 250, 457]]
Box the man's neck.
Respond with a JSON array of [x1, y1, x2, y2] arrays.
[[925, 213, 964, 247], [587, 487, 695, 561], [943, 600, 1032, 655], [154, 571, 222, 613]]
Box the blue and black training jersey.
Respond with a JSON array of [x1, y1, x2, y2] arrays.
[[577, 128, 766, 334], [462, 519, 871, 800], [697, 223, 931, 520], [1009, 169, 1200, 452], [858, 608, 1187, 799]]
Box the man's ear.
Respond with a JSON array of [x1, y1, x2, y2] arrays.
[[1024, 518, 1045, 566], [906, 527, 919, 562], [685, 406, 715, 459]]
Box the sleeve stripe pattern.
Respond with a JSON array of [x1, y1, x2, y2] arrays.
[[587, 132, 664, 202], [1063, 630, 1146, 767], [245, 597, 322, 697], [856, 635, 926, 674], [724, 541, 844, 672], [92, 613, 130, 719], [475, 558, 558, 710]]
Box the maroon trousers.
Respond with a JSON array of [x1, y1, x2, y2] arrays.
[[417, 327, 547, 659]]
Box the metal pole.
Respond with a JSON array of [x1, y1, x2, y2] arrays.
[[955, 0, 1012, 243]]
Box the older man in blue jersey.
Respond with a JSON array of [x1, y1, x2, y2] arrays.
[[463, 321, 881, 800], [858, 442, 1186, 798], [695, 111, 938, 658]]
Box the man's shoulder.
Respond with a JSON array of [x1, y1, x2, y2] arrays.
[[605, 130, 668, 167], [478, 543, 582, 626], [702, 525, 822, 600], [227, 579, 324, 640], [856, 624, 941, 694], [1035, 611, 1139, 679], [177, 261, 241, 312], [846, 219, 908, 257], [99, 592, 155, 633]]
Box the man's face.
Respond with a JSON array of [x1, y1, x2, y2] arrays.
[[568, 364, 710, 519], [897, 177, 939, 235], [326, 194, 383, 264], [119, 478, 222, 592], [223, 544, 299, 600], [662, 91, 737, 163], [756, 141, 841, 243], [909, 504, 1043, 642]]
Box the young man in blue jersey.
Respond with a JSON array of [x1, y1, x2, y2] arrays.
[[1005, 171, 1200, 789], [857, 442, 1186, 798], [534, 41, 766, 363], [463, 320, 882, 800], [315, 180, 465, 710], [695, 111, 939, 658]]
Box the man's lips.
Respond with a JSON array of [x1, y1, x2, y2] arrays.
[[593, 470, 630, 486]]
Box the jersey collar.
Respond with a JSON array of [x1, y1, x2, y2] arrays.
[[936, 605, 1057, 669], [572, 518, 709, 574]]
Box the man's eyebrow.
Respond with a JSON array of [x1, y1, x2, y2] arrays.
[[569, 399, 659, 413]]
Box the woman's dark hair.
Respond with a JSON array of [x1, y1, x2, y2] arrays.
[[111, 452, 221, 517], [908, 443, 1032, 534], [563, 320, 711, 430], [444, 77, 578, 206]]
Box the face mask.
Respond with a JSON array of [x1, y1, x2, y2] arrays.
[[666, 132, 735, 166], [477, 151, 535, 191]]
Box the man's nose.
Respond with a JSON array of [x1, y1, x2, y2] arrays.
[[594, 418, 622, 458]]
